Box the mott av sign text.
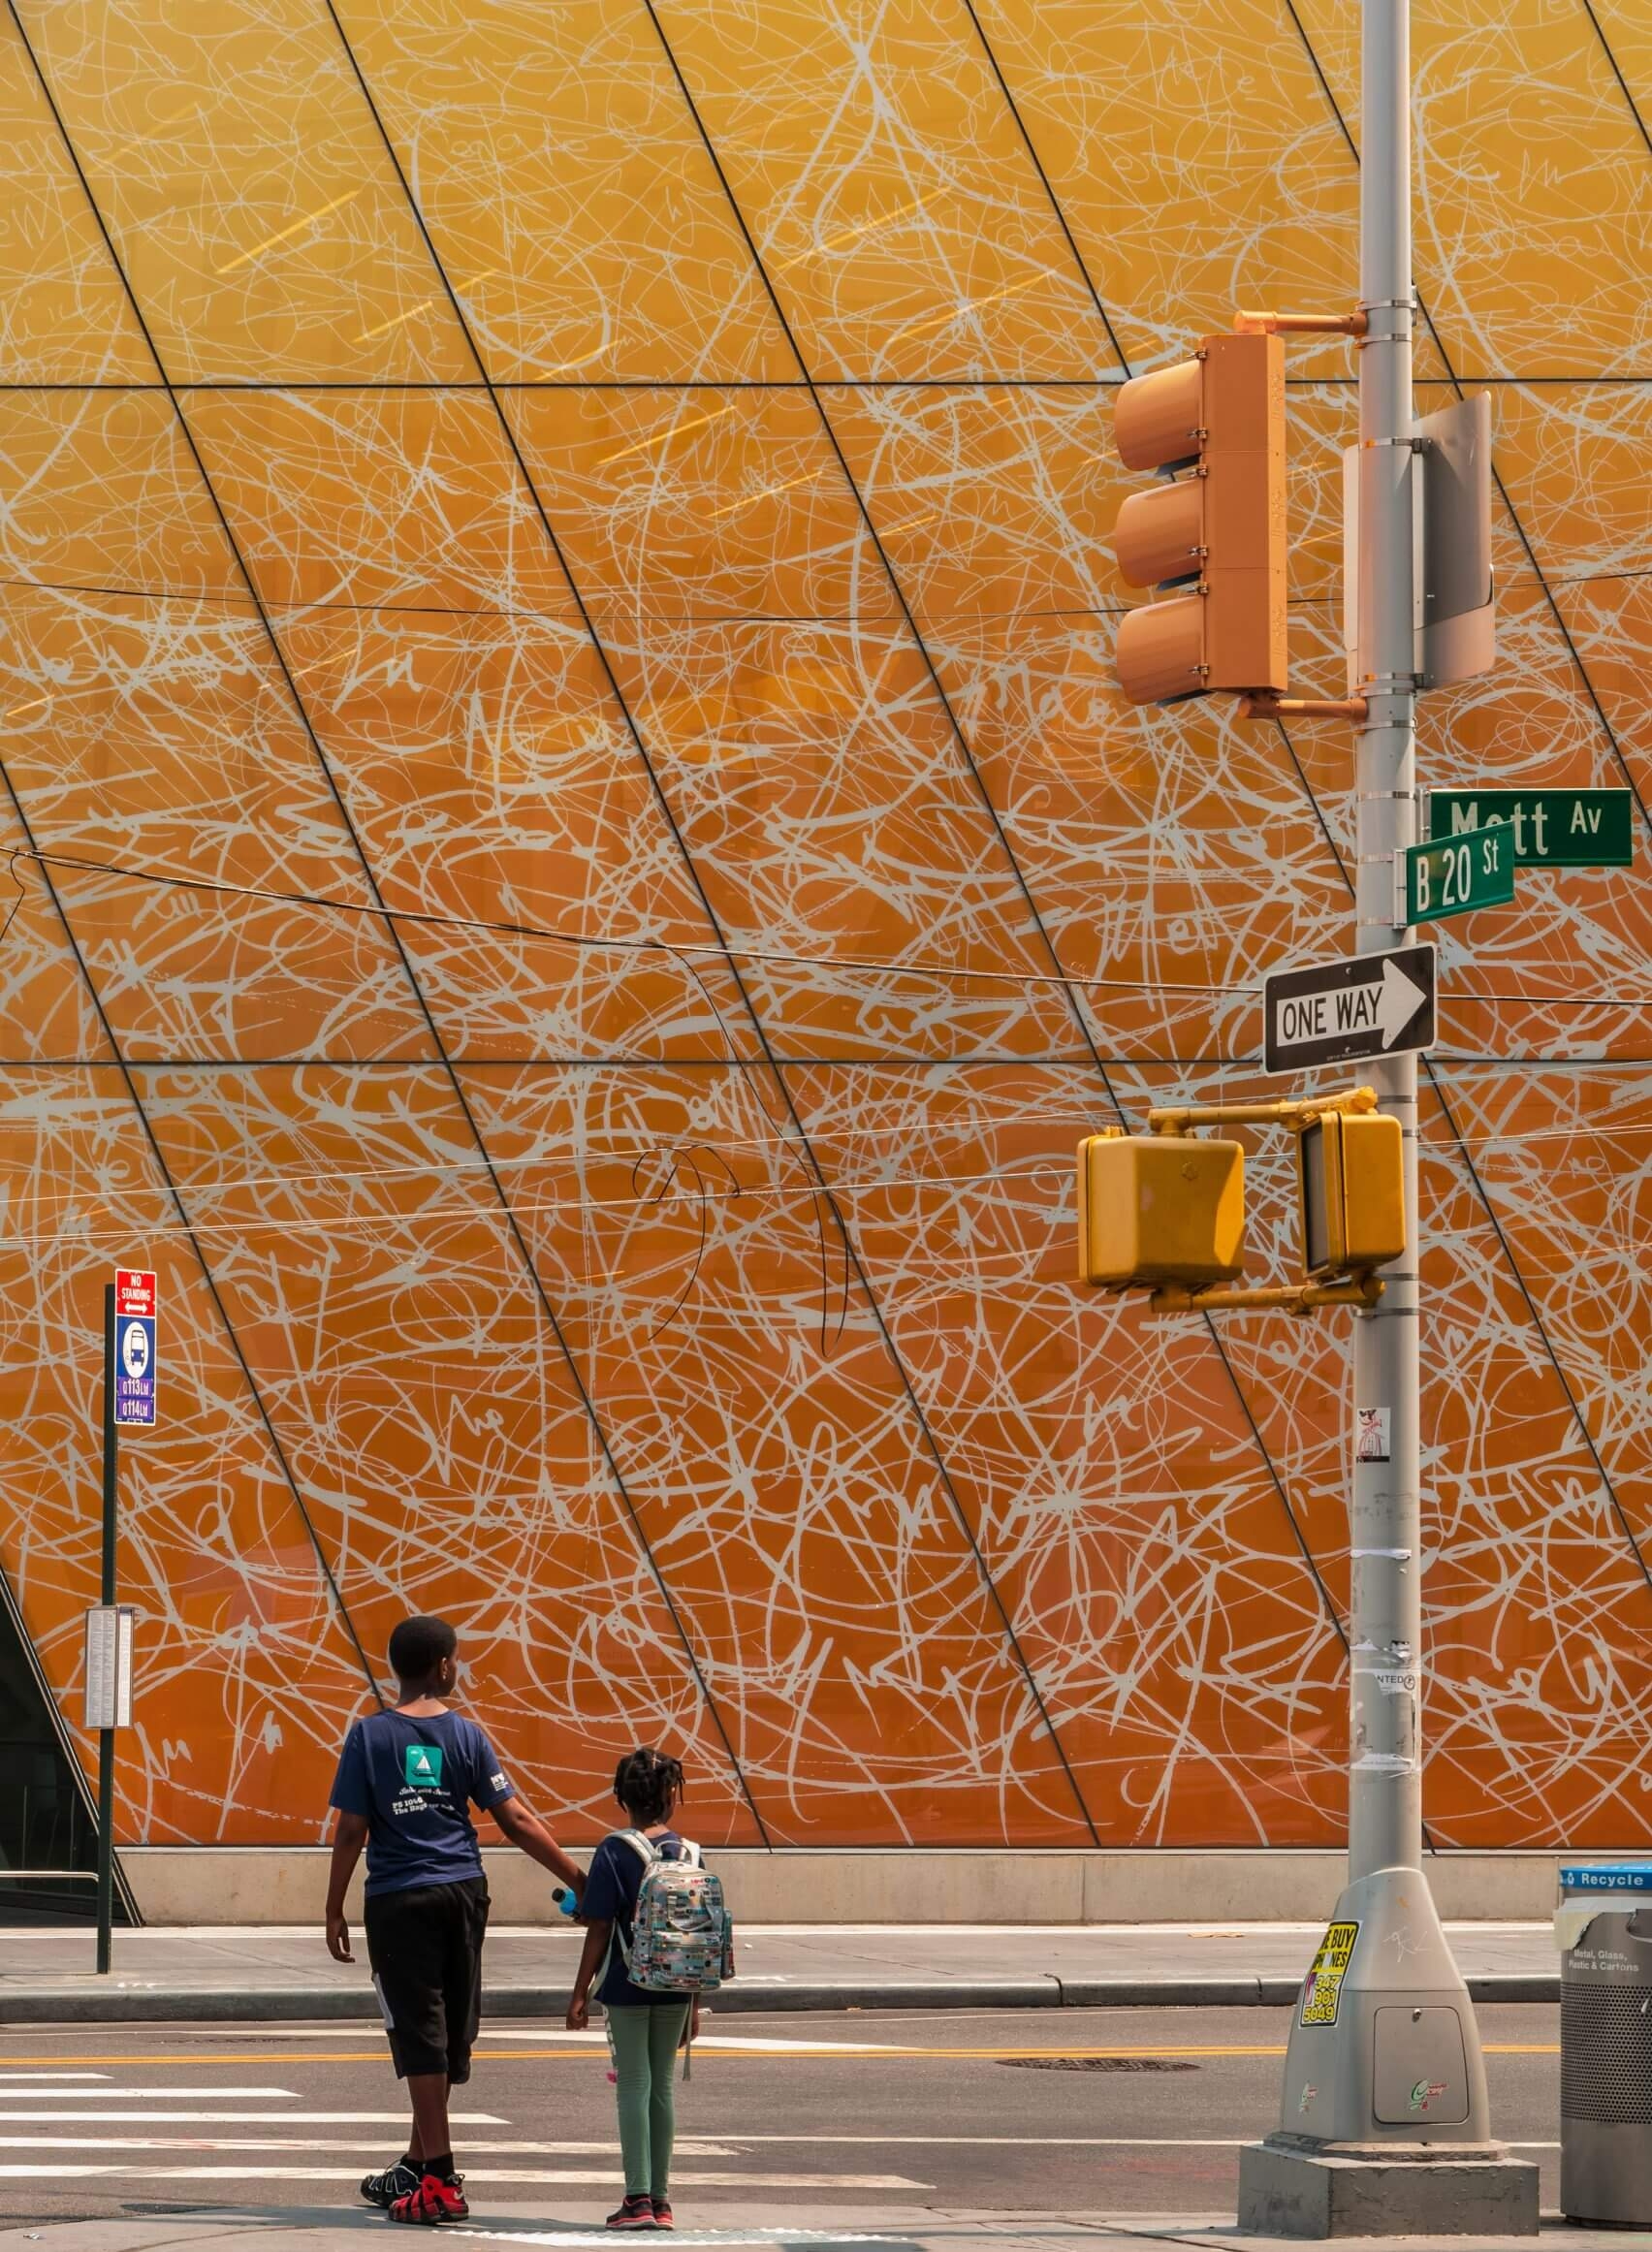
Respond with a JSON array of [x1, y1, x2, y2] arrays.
[[1427, 787, 1635, 869]]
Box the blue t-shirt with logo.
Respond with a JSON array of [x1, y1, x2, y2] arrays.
[[329, 1707, 515, 1898]]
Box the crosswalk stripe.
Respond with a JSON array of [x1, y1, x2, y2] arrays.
[[0, 2109, 504, 2125], [0, 2085, 297, 2100], [0, 2167, 928, 2189], [0, 2140, 747, 2155], [456, 2232, 901, 2247]]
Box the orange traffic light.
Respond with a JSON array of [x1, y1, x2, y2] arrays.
[[1111, 333, 1287, 705], [1077, 1130, 1246, 1290], [1297, 1112, 1406, 1280]]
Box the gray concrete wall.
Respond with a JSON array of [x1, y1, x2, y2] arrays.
[[120, 1846, 1596, 1925]]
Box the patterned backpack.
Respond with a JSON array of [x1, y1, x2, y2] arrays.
[[614, 1831, 735, 1997]]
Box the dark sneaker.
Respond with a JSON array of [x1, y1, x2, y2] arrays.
[[651, 2199, 674, 2230], [606, 2194, 658, 2230], [389, 2173, 469, 2225], [362, 2161, 420, 2209]]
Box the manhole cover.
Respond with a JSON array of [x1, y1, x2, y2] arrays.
[[998, 2054, 1197, 2073]]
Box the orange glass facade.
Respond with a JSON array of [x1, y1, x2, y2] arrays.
[[0, 0, 1647, 1853]]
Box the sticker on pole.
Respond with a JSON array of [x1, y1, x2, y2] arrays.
[[1300, 1919, 1360, 2027], [113, 1268, 157, 1427]]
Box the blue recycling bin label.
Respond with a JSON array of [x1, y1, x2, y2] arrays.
[[1560, 1863, 1652, 1894]]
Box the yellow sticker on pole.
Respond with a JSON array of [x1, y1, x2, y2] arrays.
[[1299, 1919, 1360, 2026]]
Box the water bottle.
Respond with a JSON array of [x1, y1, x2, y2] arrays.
[[553, 1885, 579, 1919]]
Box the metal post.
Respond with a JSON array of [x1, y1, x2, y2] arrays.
[[1350, 0, 1420, 1897], [96, 1282, 116, 1976], [1239, 4, 1535, 2226]]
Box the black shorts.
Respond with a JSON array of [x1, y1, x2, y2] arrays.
[[364, 1876, 490, 2083]]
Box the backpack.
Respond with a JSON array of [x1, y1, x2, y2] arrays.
[[613, 1831, 735, 1997]]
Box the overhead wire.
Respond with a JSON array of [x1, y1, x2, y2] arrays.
[[3, 841, 1650, 1011]]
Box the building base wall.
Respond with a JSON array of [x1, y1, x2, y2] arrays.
[[121, 1847, 1596, 1926]]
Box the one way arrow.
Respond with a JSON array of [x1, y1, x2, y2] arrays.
[[1379, 956, 1428, 1049]]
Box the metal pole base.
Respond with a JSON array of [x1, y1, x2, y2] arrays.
[[1236, 2134, 1539, 2239], [1274, 1866, 1491, 2139], [1239, 1865, 1534, 2236]]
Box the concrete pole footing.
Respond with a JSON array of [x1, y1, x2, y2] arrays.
[[1236, 2132, 1540, 2238]]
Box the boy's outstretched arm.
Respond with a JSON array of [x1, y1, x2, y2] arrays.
[[325, 1811, 368, 1963], [492, 1794, 587, 1895]]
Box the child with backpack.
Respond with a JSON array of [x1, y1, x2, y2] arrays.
[[565, 1748, 732, 2231]]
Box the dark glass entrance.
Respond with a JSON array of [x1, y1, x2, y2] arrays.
[[0, 1570, 117, 1923]]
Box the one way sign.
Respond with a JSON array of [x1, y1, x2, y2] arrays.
[[1262, 945, 1435, 1075]]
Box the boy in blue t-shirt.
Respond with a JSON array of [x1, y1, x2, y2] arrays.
[[326, 1615, 586, 2226]]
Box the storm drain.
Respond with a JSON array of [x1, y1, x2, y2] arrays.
[[998, 2054, 1197, 2073]]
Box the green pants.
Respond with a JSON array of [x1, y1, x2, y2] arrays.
[[605, 2001, 690, 2199]]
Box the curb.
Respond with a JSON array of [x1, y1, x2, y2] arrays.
[[0, 1973, 1560, 2026]]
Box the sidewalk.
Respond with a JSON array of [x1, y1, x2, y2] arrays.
[[0, 2205, 1638, 2250], [0, 1921, 1557, 2025]]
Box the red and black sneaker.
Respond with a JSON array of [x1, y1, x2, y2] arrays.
[[388, 2173, 469, 2225], [605, 2194, 657, 2230], [362, 2160, 421, 2209], [650, 2198, 675, 2230]]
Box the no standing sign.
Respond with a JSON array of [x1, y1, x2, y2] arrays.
[[112, 1268, 157, 1427]]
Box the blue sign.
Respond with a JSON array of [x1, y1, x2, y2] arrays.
[[1559, 1863, 1652, 1894], [114, 1314, 156, 1427]]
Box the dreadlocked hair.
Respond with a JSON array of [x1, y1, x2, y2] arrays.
[[614, 1747, 685, 1825]]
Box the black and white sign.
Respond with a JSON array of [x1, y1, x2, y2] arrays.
[[83, 1604, 135, 1730], [1263, 945, 1435, 1075]]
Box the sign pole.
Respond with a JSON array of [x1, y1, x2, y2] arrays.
[[1350, 0, 1423, 1914], [1241, 4, 1535, 2229], [96, 1282, 117, 1977]]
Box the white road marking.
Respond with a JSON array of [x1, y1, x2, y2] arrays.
[[0, 2072, 109, 2080], [0, 2166, 928, 2189], [0, 2109, 503, 2125], [0, 2085, 298, 2099], [456, 2233, 900, 2248], [470, 2033, 899, 2056], [1, 2139, 746, 2156]]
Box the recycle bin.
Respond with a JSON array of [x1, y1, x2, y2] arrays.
[[1557, 1861, 1652, 2226]]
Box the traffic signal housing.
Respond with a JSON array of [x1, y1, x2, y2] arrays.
[[1112, 332, 1288, 705], [1077, 1130, 1246, 1289], [1297, 1112, 1405, 1280]]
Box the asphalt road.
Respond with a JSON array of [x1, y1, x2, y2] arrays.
[[0, 2005, 1561, 2232]]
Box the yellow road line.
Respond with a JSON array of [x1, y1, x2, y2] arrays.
[[0, 2041, 1562, 2068]]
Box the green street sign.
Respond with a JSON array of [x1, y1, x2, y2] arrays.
[[1403, 822, 1514, 928], [1427, 787, 1635, 868]]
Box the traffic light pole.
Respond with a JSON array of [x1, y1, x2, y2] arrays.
[[1351, 0, 1423, 1905], [1237, 3, 1537, 2231]]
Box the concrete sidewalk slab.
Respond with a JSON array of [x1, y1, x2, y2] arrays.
[[0, 2205, 1641, 2249], [0, 1923, 1558, 2025]]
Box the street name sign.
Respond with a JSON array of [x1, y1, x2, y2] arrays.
[[112, 1267, 157, 1427], [1427, 786, 1635, 868], [1263, 945, 1435, 1075], [1403, 822, 1513, 929]]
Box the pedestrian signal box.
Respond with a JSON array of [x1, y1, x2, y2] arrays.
[[1297, 1112, 1405, 1280], [1077, 1130, 1246, 1289], [1112, 332, 1287, 706]]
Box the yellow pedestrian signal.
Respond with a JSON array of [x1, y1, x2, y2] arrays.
[[1077, 1130, 1246, 1289], [1297, 1112, 1405, 1280], [1111, 333, 1288, 706]]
